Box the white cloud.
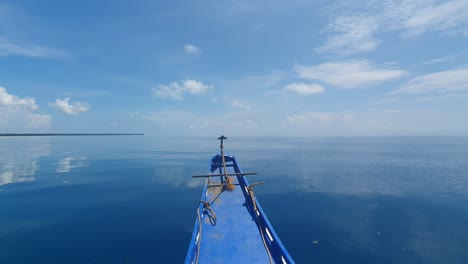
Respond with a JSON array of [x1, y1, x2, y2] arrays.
[[0, 111, 51, 130], [284, 112, 355, 125], [140, 107, 468, 137], [142, 110, 260, 135], [152, 84, 184, 100], [0, 86, 38, 110], [0, 87, 50, 129], [319, 0, 468, 55], [49, 98, 90, 115], [296, 60, 407, 89], [423, 56, 453, 65], [281, 109, 468, 136], [0, 37, 70, 59], [284, 82, 325, 95], [184, 44, 201, 55], [142, 110, 193, 127], [316, 15, 380, 55], [416, 93, 468, 102], [420, 49, 468, 65], [152, 80, 213, 100], [399, 0, 468, 36], [112, 122, 125, 128], [391, 68, 468, 95], [229, 99, 251, 110], [218, 71, 286, 96], [26, 112, 52, 128], [183, 80, 211, 94]]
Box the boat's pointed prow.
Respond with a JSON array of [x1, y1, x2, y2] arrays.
[[185, 136, 295, 264]]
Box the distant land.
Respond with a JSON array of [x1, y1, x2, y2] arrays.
[[0, 133, 144, 137]]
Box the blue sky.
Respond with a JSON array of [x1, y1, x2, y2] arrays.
[[1, 0, 468, 136]]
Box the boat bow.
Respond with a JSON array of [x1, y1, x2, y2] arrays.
[[185, 136, 295, 264]]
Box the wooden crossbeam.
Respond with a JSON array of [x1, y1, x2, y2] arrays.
[[192, 172, 257, 178]]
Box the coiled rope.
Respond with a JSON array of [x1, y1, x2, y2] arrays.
[[195, 199, 218, 264]]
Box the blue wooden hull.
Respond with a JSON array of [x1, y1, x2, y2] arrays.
[[185, 154, 295, 263]]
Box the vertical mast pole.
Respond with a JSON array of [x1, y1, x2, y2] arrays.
[[218, 135, 234, 190], [218, 135, 228, 180]]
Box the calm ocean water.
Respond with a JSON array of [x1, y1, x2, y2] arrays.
[[1, 136, 467, 263]]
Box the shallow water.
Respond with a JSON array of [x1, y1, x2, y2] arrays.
[[1, 136, 467, 263]]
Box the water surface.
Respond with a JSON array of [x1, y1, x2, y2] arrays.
[[1, 136, 467, 263]]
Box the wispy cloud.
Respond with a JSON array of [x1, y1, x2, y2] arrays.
[[142, 111, 194, 127], [316, 14, 380, 55], [284, 111, 354, 125], [399, 0, 468, 36], [184, 44, 201, 55], [423, 56, 453, 65], [416, 93, 468, 102], [142, 110, 259, 134], [49, 98, 90, 115], [284, 82, 325, 95], [296, 60, 407, 89], [0, 4, 70, 59], [282, 109, 468, 136], [0, 37, 71, 59], [318, 0, 468, 55], [229, 99, 251, 110], [152, 80, 213, 100], [215, 71, 287, 100], [422, 50, 468, 65], [390, 68, 468, 95], [219, 1, 256, 16]]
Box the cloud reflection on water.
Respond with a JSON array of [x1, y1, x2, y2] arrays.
[[56, 156, 87, 173], [0, 138, 50, 186], [153, 166, 204, 188], [0, 136, 467, 263]]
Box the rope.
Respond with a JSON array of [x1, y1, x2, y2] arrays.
[[195, 199, 217, 264], [200, 201, 217, 226], [194, 181, 272, 264], [248, 183, 274, 264], [195, 207, 202, 264]]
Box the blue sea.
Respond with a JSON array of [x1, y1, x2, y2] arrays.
[[1, 136, 467, 263]]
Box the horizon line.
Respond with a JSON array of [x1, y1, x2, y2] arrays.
[[0, 133, 144, 137]]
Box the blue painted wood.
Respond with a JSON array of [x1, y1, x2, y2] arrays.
[[185, 154, 295, 264]]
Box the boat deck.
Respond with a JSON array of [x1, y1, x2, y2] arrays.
[[196, 174, 270, 263], [185, 152, 294, 264]]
